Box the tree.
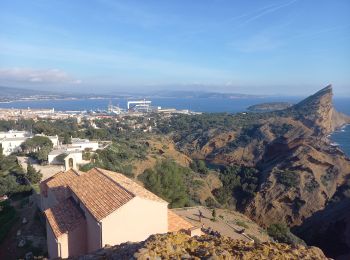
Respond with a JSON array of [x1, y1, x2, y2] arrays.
[[26, 163, 42, 184], [62, 134, 71, 144], [267, 223, 305, 245], [21, 136, 53, 163], [190, 160, 208, 175], [140, 160, 190, 208]]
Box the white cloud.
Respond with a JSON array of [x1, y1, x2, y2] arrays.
[[0, 68, 82, 85]]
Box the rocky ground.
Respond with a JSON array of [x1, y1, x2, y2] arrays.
[[0, 194, 47, 260], [72, 232, 328, 260]]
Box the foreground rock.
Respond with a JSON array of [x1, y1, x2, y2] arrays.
[[72, 232, 327, 260]]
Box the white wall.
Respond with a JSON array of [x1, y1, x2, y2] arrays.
[[0, 138, 28, 155]]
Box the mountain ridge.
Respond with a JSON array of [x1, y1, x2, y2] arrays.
[[160, 85, 350, 258]]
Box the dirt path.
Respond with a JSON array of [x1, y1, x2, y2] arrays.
[[172, 206, 270, 242]]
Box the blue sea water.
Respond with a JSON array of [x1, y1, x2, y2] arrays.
[[0, 96, 349, 156], [331, 124, 350, 157], [0, 96, 349, 114]]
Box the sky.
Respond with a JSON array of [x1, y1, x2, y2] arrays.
[[0, 0, 349, 95]]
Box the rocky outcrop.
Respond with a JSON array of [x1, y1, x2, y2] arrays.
[[71, 232, 328, 260], [175, 85, 350, 229], [292, 85, 350, 134]]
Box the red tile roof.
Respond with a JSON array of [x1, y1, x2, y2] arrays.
[[168, 210, 194, 232], [68, 168, 135, 221], [40, 169, 83, 202], [44, 197, 86, 238], [43, 167, 168, 224], [95, 168, 166, 203]]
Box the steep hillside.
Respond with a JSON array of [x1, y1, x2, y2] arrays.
[[293, 179, 350, 259], [161, 85, 350, 229], [70, 232, 327, 259]]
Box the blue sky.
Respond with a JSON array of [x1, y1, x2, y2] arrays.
[[0, 0, 349, 95]]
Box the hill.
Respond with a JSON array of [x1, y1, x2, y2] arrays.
[[157, 85, 350, 258], [247, 102, 293, 112]]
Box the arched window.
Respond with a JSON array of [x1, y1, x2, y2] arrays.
[[68, 158, 74, 168]]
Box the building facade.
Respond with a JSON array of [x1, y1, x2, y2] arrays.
[[40, 168, 193, 259]]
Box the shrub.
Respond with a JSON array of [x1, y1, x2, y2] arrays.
[[305, 179, 319, 192], [205, 197, 219, 208], [276, 170, 300, 189], [190, 160, 209, 175], [236, 220, 249, 229], [267, 223, 305, 245], [139, 160, 191, 208], [214, 165, 259, 210]]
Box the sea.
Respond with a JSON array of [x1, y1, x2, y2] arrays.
[[0, 96, 349, 156]]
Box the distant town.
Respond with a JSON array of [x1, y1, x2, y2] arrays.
[[0, 99, 201, 120]]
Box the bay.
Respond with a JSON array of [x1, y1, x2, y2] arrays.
[[1, 96, 349, 156]]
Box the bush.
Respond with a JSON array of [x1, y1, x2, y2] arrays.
[[267, 223, 305, 245], [190, 160, 208, 175], [276, 170, 300, 189], [236, 220, 249, 229], [139, 160, 191, 208], [305, 178, 320, 192], [213, 165, 259, 210], [205, 197, 219, 208]]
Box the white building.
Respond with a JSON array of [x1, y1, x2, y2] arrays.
[[0, 137, 30, 155], [0, 130, 30, 139], [0, 130, 32, 155], [48, 149, 83, 169], [0, 130, 59, 156], [70, 138, 99, 151]]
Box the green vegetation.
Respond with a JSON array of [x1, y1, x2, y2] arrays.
[[236, 220, 248, 229], [305, 178, 320, 193], [270, 123, 293, 136], [0, 155, 31, 196], [190, 159, 208, 175], [26, 163, 42, 184], [267, 223, 305, 245], [213, 165, 259, 210], [0, 200, 18, 243], [205, 197, 220, 208], [80, 140, 148, 177], [21, 136, 53, 163], [275, 170, 300, 190], [321, 166, 338, 186], [139, 160, 191, 208]]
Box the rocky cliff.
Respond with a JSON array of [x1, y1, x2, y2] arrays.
[[70, 232, 328, 259], [292, 85, 350, 134], [165, 85, 350, 259]]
